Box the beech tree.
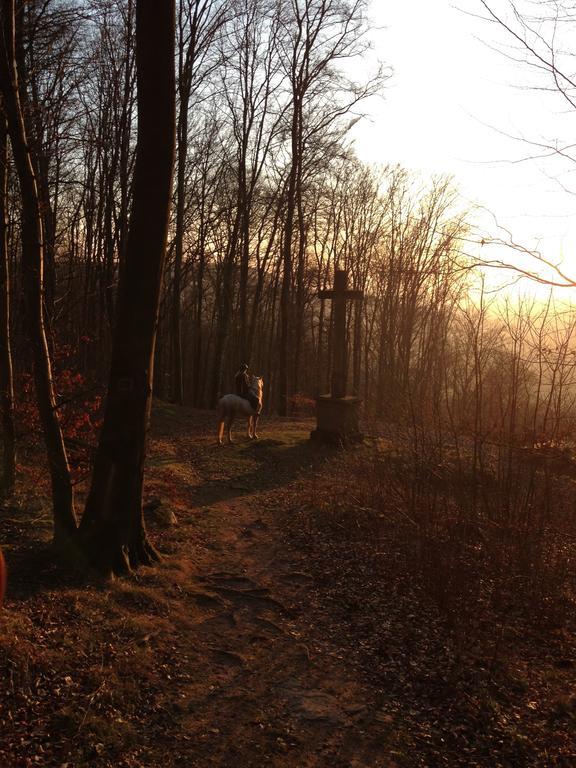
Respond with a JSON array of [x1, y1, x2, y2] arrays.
[[78, 0, 176, 576]]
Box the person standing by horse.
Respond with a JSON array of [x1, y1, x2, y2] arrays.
[[235, 363, 249, 397], [234, 363, 260, 412]]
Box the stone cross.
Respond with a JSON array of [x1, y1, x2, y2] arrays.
[[319, 269, 363, 399]]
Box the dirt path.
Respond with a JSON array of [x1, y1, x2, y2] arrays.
[[141, 408, 390, 767], [0, 406, 396, 767]]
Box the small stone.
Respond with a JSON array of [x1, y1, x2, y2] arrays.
[[145, 499, 177, 527]]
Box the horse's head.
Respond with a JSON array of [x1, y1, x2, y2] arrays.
[[249, 375, 263, 401]]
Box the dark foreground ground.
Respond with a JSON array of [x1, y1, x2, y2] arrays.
[[0, 403, 574, 767]]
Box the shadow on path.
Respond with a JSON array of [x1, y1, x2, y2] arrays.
[[190, 437, 332, 507]]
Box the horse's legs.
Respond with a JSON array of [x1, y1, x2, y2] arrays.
[[253, 414, 259, 439], [217, 418, 225, 445], [227, 416, 234, 444], [247, 415, 253, 439], [217, 404, 226, 445]]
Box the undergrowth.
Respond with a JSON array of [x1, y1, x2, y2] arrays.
[[302, 438, 576, 646]]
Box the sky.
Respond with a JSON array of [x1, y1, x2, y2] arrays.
[[351, 0, 576, 296]]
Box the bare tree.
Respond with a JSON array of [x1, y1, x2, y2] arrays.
[[471, 1, 576, 285], [208, 0, 284, 403], [276, 0, 384, 414], [171, 0, 228, 404], [17, 0, 84, 323], [78, 0, 176, 577], [0, 0, 76, 542]]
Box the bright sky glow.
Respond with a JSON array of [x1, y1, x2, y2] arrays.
[[352, 0, 576, 296]]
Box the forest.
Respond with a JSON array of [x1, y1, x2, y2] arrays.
[[0, 0, 575, 766]]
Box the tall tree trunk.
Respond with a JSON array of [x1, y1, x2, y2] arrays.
[[0, 0, 76, 541], [79, 0, 176, 578], [209, 253, 235, 405], [238, 181, 250, 362], [316, 298, 326, 395], [292, 188, 306, 394], [192, 227, 205, 407], [171, 81, 189, 404], [209, 205, 241, 405], [0, 113, 15, 494], [278, 105, 300, 415], [352, 295, 363, 396]]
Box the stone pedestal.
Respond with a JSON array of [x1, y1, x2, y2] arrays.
[[310, 395, 363, 445]]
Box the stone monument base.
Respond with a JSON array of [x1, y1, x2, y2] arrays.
[[310, 395, 363, 445]]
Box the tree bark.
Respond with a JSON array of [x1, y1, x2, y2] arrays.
[[78, 0, 176, 578], [171, 80, 188, 405]]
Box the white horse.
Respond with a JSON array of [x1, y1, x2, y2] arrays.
[[217, 375, 263, 445]]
